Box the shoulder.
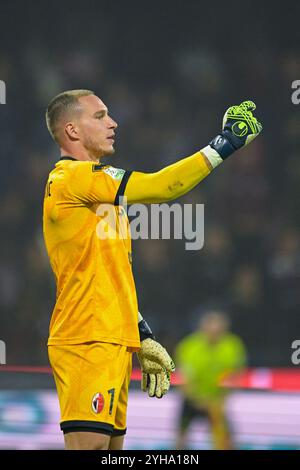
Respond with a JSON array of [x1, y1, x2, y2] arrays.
[[223, 333, 245, 348], [177, 333, 201, 350], [66, 161, 125, 181]]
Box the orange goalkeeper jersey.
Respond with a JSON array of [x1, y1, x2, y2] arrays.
[[43, 157, 140, 348]]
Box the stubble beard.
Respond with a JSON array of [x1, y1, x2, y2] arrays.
[[85, 136, 115, 159]]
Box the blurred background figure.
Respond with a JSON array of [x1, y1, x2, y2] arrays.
[[175, 310, 247, 450]]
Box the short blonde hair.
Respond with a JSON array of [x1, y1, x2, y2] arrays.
[[45, 89, 94, 143]]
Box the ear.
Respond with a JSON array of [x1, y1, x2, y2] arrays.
[[65, 122, 80, 141]]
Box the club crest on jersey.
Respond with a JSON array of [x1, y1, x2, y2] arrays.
[[103, 167, 125, 180], [92, 392, 105, 414]]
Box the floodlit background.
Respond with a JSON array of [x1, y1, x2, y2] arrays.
[[0, 0, 300, 449]]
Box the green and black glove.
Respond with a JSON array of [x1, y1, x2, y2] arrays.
[[202, 100, 263, 168]]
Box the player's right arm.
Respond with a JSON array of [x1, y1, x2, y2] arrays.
[[124, 100, 262, 204]]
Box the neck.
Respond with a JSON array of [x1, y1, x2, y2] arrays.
[[60, 146, 101, 162]]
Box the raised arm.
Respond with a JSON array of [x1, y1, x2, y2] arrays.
[[124, 100, 262, 204], [124, 151, 212, 204]]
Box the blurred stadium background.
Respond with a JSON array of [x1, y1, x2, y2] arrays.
[[0, 0, 300, 449]]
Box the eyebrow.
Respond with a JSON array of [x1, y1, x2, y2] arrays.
[[93, 109, 108, 118]]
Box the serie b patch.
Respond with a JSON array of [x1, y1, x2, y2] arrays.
[[92, 392, 105, 414]]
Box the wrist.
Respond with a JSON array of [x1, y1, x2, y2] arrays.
[[138, 313, 155, 341], [201, 131, 237, 167], [200, 144, 223, 169], [210, 132, 237, 159]]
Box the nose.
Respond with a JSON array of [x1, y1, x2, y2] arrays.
[[109, 116, 118, 129]]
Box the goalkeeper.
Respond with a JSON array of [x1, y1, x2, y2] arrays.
[[43, 90, 262, 450]]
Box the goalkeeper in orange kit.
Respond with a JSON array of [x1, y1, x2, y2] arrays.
[[43, 89, 262, 450]]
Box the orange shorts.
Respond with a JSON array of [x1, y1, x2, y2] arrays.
[[48, 342, 132, 436]]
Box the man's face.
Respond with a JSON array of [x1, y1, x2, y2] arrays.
[[200, 313, 228, 343], [75, 95, 118, 158]]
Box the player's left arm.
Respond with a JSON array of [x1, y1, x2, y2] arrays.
[[124, 150, 212, 204], [124, 100, 262, 204]]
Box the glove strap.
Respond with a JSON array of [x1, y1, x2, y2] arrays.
[[138, 319, 155, 341], [209, 132, 237, 160]]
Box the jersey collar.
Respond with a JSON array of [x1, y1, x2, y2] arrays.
[[59, 156, 78, 161]]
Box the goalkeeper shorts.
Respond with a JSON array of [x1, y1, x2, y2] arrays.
[[48, 342, 133, 436]]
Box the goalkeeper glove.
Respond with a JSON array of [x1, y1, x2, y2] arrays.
[[137, 314, 175, 398], [202, 100, 263, 168]]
